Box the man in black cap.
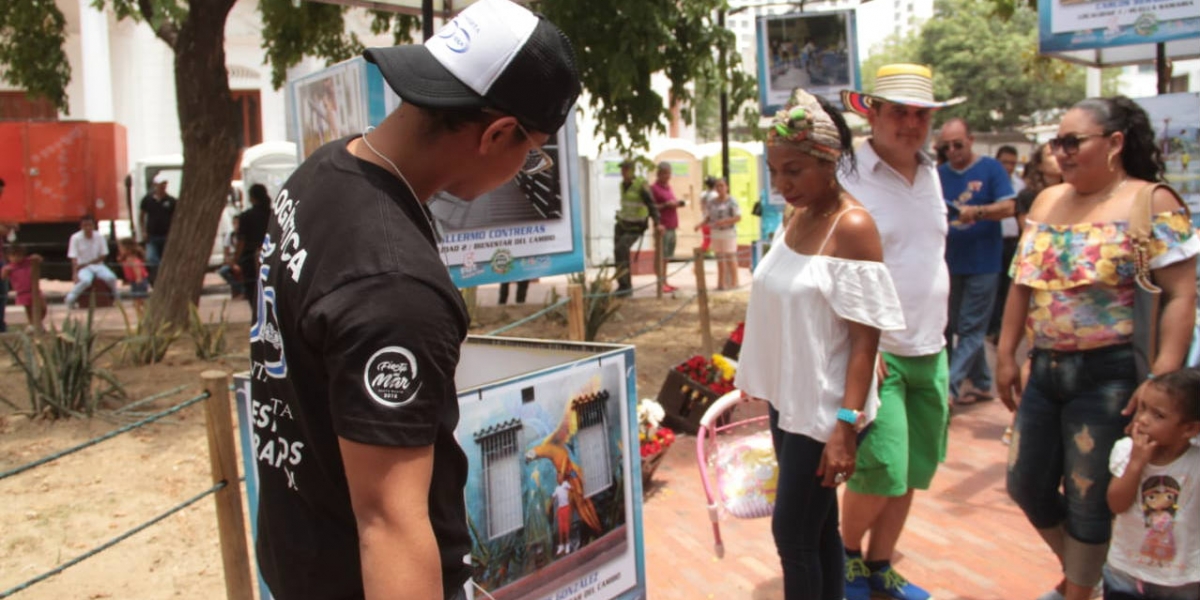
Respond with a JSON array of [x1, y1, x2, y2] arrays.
[[248, 1, 580, 598]]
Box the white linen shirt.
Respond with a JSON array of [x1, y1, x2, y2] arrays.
[[735, 225, 905, 440], [67, 231, 109, 267], [841, 141, 949, 357]]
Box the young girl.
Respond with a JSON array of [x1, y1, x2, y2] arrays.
[[118, 238, 150, 316], [1, 244, 46, 332], [1105, 368, 1200, 599]]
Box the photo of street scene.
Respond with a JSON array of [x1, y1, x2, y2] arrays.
[[761, 12, 855, 109]]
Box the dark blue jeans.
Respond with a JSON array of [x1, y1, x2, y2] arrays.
[[769, 407, 843, 600], [1007, 344, 1136, 544], [947, 272, 1000, 396]]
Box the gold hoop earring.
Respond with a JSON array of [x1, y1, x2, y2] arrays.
[[1107, 152, 1117, 173], [829, 178, 837, 190]]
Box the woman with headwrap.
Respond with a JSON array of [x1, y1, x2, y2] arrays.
[[734, 89, 905, 599]]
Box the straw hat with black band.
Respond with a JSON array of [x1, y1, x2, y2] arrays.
[[841, 63, 965, 115]]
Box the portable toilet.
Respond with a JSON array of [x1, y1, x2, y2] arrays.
[[585, 152, 628, 267]]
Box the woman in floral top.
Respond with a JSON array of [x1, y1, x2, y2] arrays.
[[997, 96, 1198, 600]]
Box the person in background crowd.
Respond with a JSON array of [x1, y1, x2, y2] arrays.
[[1, 243, 45, 332], [140, 171, 176, 284], [699, 178, 742, 290], [613, 160, 661, 295], [1014, 143, 1064, 231], [990, 145, 1024, 343], [248, 1, 582, 598], [498, 279, 530, 305], [699, 175, 718, 253], [236, 184, 271, 323], [64, 215, 120, 310], [219, 216, 244, 300], [737, 88, 904, 600], [839, 63, 962, 600], [0, 177, 15, 333], [117, 237, 149, 317], [650, 161, 685, 292], [999, 95, 1198, 600], [938, 118, 1016, 406]]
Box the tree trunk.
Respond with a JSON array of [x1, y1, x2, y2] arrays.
[[142, 0, 240, 331]]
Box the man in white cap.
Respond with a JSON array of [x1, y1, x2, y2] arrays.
[[838, 64, 963, 600], [139, 171, 176, 283], [248, 2, 581, 599]]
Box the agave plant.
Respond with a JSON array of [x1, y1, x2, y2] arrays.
[[1, 308, 125, 418], [188, 301, 229, 360]]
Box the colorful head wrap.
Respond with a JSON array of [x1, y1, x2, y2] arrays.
[[767, 89, 843, 163]]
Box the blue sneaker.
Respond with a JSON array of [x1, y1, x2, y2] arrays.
[[844, 555, 872, 600], [868, 565, 931, 600]]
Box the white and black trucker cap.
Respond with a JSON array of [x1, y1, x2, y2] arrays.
[[364, 0, 581, 135]]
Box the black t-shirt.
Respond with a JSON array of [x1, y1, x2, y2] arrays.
[[236, 202, 271, 265], [249, 136, 471, 600], [140, 194, 176, 238], [1015, 188, 1039, 219]]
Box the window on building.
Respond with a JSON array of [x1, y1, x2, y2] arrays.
[[231, 89, 263, 149], [0, 92, 58, 121], [476, 421, 524, 539], [574, 392, 613, 496], [1169, 75, 1190, 93]]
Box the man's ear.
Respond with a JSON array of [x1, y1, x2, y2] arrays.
[[478, 116, 519, 156]]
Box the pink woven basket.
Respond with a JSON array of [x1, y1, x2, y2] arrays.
[[695, 390, 777, 558]]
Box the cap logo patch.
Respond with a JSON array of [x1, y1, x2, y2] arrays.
[[364, 346, 422, 408], [438, 20, 472, 54]]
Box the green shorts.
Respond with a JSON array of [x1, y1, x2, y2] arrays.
[[847, 350, 949, 497]]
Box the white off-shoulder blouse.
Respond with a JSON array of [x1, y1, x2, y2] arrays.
[[735, 208, 906, 442]]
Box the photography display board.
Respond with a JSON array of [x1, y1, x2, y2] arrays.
[[287, 58, 586, 287], [234, 337, 647, 600], [1037, 0, 1200, 65], [755, 10, 861, 115], [1135, 93, 1200, 219]]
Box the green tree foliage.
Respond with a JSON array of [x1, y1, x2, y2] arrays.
[[0, 0, 70, 109], [863, 0, 1091, 131]]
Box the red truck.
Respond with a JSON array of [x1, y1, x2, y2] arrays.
[[0, 121, 127, 280]]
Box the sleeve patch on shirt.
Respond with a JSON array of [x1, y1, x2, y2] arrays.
[[363, 346, 422, 408]]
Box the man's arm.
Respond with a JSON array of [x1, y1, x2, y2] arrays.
[[640, 187, 661, 226], [340, 438, 443, 600]]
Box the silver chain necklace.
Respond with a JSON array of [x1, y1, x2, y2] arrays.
[[360, 127, 443, 245]]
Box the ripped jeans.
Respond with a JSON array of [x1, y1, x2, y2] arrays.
[[1007, 344, 1136, 544]]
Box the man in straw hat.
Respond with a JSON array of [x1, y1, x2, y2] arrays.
[[248, 1, 581, 598], [837, 63, 964, 600]]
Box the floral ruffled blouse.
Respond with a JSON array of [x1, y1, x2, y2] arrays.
[[1012, 209, 1199, 351]]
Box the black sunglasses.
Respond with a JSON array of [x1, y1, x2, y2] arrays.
[[936, 140, 966, 153], [1048, 133, 1107, 155]]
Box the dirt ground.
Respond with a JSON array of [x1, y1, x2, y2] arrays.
[[0, 289, 749, 599]]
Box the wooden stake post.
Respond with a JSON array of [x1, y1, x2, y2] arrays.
[[692, 247, 714, 357], [567, 283, 585, 341], [654, 228, 664, 299], [201, 371, 254, 600]]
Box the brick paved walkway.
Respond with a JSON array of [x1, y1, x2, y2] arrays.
[[641, 399, 1061, 600]]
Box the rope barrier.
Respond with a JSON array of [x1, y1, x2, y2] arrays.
[[113, 385, 188, 414], [616, 293, 699, 343], [0, 392, 210, 483], [581, 256, 700, 300], [0, 481, 227, 599], [483, 298, 570, 337]]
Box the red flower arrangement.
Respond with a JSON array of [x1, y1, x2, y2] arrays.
[[729, 322, 745, 345], [639, 427, 676, 458], [674, 354, 737, 396]]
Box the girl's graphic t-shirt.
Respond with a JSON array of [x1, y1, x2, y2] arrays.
[[1108, 439, 1200, 586]]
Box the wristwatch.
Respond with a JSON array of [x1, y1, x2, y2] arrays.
[[837, 408, 866, 432]]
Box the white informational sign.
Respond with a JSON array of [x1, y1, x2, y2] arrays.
[[286, 57, 586, 287], [1039, 0, 1200, 56]]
